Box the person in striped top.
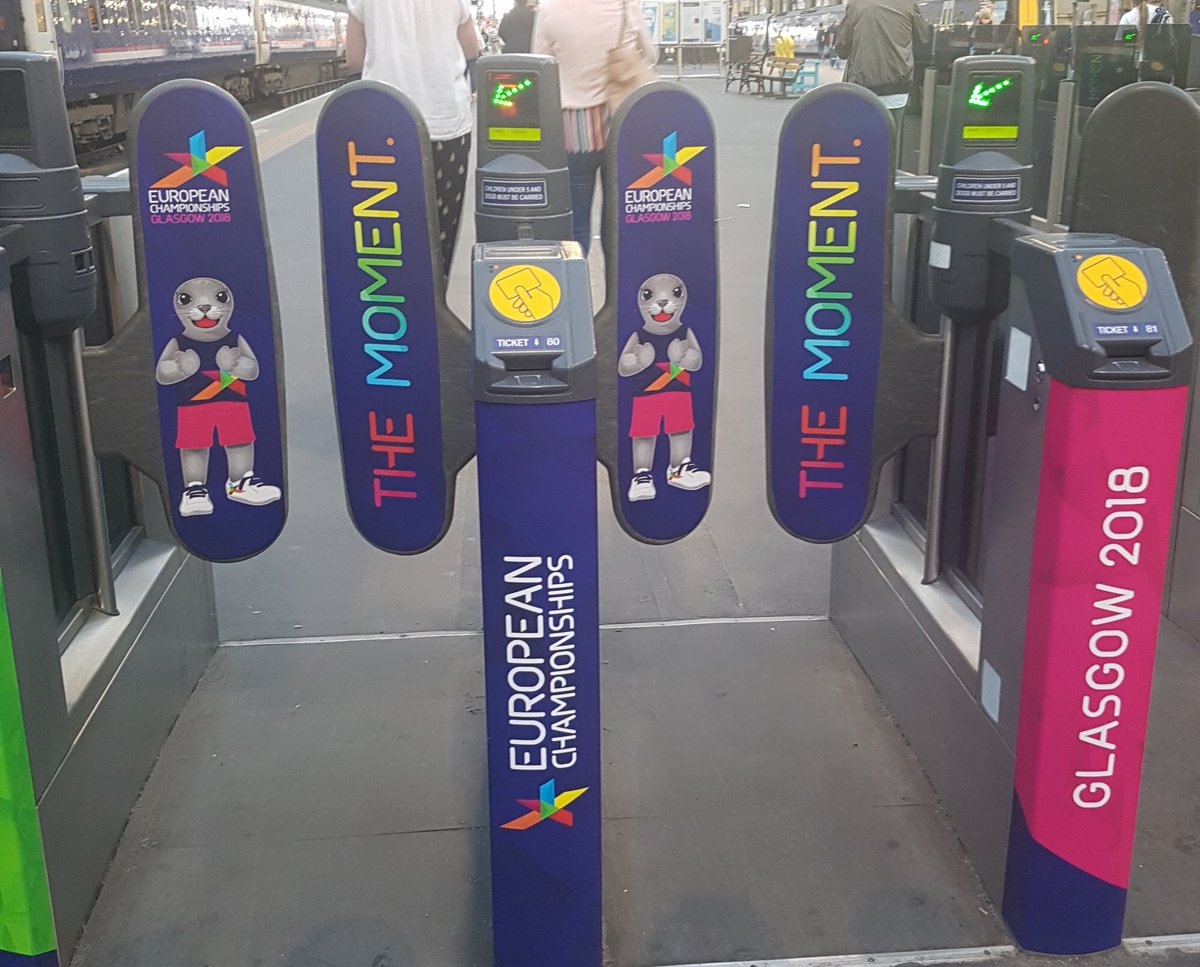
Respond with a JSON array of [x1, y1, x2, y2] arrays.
[[534, 0, 656, 254]]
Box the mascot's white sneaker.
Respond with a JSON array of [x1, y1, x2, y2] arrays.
[[628, 470, 656, 502], [667, 460, 712, 491], [179, 482, 213, 517], [226, 472, 282, 506]]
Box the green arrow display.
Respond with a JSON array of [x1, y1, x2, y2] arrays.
[[968, 76, 1014, 109]]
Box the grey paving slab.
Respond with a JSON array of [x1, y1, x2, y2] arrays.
[[601, 619, 1008, 966], [215, 77, 829, 643], [71, 620, 1016, 967], [70, 830, 493, 967]]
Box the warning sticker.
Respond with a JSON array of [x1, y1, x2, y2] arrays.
[[951, 175, 1021, 204], [481, 178, 549, 208]]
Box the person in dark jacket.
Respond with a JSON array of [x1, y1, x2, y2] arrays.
[[500, 0, 537, 53], [836, 0, 930, 121]]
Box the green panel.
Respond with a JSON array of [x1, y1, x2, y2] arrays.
[[0, 570, 56, 956]]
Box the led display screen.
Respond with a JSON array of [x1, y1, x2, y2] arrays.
[[961, 71, 1022, 143], [486, 70, 542, 146]]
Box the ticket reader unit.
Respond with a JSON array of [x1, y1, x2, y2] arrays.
[[923, 56, 1196, 956], [475, 55, 572, 243], [0, 53, 97, 336], [929, 56, 1035, 321], [984, 236, 1192, 955], [472, 242, 602, 967]]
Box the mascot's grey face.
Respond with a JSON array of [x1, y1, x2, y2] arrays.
[[174, 277, 234, 342], [638, 274, 687, 335]]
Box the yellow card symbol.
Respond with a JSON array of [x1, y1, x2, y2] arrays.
[[1077, 254, 1148, 311], [489, 265, 562, 323]]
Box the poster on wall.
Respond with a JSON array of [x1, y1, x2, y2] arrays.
[[681, 1, 703, 42], [643, 1, 659, 43], [660, 1, 677, 43], [703, 0, 725, 41]]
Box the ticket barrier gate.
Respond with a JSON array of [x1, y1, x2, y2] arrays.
[[768, 58, 1198, 956], [2, 45, 1198, 967], [314, 56, 719, 966]]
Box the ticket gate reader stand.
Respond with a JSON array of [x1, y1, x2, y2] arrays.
[[930, 60, 1193, 955], [318, 68, 720, 967], [984, 236, 1191, 955], [470, 61, 605, 963], [472, 243, 602, 966]]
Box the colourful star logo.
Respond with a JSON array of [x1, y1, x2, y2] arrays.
[[628, 132, 707, 190], [191, 370, 245, 402], [501, 779, 588, 831], [151, 131, 243, 189], [645, 361, 691, 392]]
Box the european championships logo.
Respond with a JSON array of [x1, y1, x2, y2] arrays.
[[501, 778, 588, 830], [628, 131, 707, 190], [152, 131, 243, 189]]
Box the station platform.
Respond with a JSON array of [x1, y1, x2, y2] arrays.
[[67, 80, 1200, 967]]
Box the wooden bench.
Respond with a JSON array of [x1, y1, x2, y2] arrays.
[[726, 48, 768, 93], [746, 56, 804, 97]]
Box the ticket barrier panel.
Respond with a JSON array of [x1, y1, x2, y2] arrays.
[[317, 72, 720, 966], [768, 56, 1197, 955], [81, 80, 289, 564], [0, 269, 61, 967]]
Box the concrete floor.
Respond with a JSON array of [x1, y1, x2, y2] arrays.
[[70, 621, 1013, 967]]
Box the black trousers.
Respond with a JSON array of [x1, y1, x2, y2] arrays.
[[432, 133, 472, 279]]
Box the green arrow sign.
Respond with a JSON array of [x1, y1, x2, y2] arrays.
[[968, 76, 1014, 108]]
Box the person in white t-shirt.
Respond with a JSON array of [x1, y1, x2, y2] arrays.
[[347, 0, 481, 281], [1119, 0, 1173, 27]]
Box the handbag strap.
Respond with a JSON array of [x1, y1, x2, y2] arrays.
[[616, 0, 631, 50]]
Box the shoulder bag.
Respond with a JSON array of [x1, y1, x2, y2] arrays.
[[607, 0, 656, 113]]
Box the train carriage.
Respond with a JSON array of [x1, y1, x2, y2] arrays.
[[0, 0, 345, 150]]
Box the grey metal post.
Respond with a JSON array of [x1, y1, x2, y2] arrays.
[[1046, 79, 1076, 226], [69, 329, 118, 615], [922, 317, 955, 585], [917, 68, 937, 175]]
